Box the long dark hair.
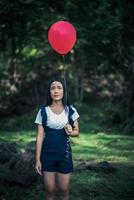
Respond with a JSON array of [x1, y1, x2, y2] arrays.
[[45, 77, 69, 107]]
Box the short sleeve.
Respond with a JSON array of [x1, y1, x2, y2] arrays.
[[70, 106, 80, 121], [34, 109, 42, 125]]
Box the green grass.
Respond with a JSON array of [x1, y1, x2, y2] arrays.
[[0, 103, 134, 200], [0, 130, 36, 151], [72, 133, 134, 163], [0, 130, 134, 200]]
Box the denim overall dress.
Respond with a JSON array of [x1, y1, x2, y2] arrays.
[[40, 106, 75, 173]]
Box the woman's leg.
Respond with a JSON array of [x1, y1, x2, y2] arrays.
[[43, 172, 56, 200], [57, 173, 71, 200]]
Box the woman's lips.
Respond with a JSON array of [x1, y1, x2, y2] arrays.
[[54, 95, 60, 97]]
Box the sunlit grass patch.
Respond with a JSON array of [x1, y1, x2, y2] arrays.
[[0, 130, 133, 164], [0, 130, 36, 150], [72, 133, 134, 164]]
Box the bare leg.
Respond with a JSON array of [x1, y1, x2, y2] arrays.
[[43, 172, 56, 200], [57, 173, 71, 200]]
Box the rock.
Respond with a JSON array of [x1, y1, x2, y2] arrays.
[[74, 160, 117, 173], [0, 142, 17, 163], [97, 161, 116, 172], [25, 141, 36, 154], [8, 153, 21, 169], [7, 152, 37, 186], [74, 160, 87, 171], [0, 191, 6, 200], [86, 161, 116, 173], [86, 164, 98, 171]]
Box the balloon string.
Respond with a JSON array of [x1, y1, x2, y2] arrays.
[[62, 55, 65, 64], [62, 55, 67, 104], [62, 55, 66, 80]]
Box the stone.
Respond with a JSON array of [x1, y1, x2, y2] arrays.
[[0, 142, 17, 163], [7, 152, 37, 186]]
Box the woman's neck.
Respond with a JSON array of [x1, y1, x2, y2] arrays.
[[49, 101, 64, 114], [51, 100, 63, 107]]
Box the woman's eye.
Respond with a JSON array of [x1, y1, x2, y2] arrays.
[[51, 86, 62, 90], [51, 86, 56, 90]]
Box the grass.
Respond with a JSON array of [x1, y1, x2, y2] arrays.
[[0, 131, 134, 200], [0, 103, 134, 200]]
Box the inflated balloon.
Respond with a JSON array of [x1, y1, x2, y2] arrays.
[[48, 21, 77, 55]]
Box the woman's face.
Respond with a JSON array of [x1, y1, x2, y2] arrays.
[[50, 81, 64, 102]]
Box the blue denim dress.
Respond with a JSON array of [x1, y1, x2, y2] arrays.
[[40, 106, 74, 173]]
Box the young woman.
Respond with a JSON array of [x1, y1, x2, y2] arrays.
[[34, 77, 79, 200]]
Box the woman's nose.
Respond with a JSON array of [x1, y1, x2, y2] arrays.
[[54, 89, 58, 93]]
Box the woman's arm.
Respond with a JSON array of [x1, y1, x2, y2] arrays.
[[35, 124, 44, 175], [35, 124, 44, 161]]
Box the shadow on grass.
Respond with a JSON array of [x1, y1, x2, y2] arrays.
[[0, 162, 134, 200]]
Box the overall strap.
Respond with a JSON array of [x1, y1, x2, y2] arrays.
[[65, 105, 75, 161], [68, 105, 75, 127], [40, 105, 47, 130]]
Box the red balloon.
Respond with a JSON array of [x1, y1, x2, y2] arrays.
[[48, 21, 77, 55]]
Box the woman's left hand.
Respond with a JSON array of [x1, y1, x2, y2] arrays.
[[64, 123, 72, 135]]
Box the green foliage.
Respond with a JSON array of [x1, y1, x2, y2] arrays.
[[0, 0, 134, 132]]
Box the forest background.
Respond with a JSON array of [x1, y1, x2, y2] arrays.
[[0, 1, 134, 200]]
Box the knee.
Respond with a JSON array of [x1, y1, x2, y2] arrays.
[[46, 186, 56, 196], [59, 186, 69, 197]]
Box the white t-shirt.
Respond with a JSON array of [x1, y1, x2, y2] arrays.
[[34, 105, 79, 129]]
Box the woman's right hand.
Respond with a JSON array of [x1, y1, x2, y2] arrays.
[[64, 123, 72, 135], [35, 160, 42, 176]]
